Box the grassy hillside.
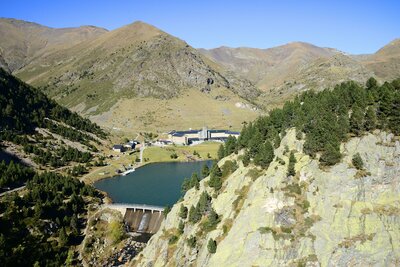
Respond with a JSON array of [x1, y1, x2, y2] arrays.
[[0, 18, 107, 72], [7, 20, 260, 132]]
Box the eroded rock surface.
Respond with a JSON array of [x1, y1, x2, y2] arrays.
[[135, 129, 400, 267]]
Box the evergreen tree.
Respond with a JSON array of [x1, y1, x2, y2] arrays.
[[320, 142, 341, 166], [58, 227, 68, 247], [207, 238, 217, 254], [287, 151, 297, 176], [352, 153, 364, 170], [163, 205, 171, 218], [224, 135, 237, 155], [186, 236, 196, 248], [350, 104, 365, 136], [198, 191, 210, 213], [248, 130, 262, 157], [366, 77, 378, 90], [181, 177, 191, 194], [188, 205, 201, 223], [179, 204, 188, 219], [201, 164, 210, 178], [190, 172, 200, 190], [254, 141, 274, 168], [217, 144, 225, 160], [178, 220, 185, 235], [205, 208, 220, 230], [364, 106, 377, 131], [209, 162, 222, 191]]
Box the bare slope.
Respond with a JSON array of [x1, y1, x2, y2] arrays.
[[136, 130, 400, 267], [200, 42, 337, 90], [362, 39, 400, 81], [0, 18, 107, 71], [13, 20, 259, 132]]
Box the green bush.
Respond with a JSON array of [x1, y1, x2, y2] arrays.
[[352, 153, 364, 170], [207, 238, 217, 254]]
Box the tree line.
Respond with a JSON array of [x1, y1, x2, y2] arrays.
[[0, 162, 100, 266], [219, 78, 400, 168], [0, 68, 106, 138]]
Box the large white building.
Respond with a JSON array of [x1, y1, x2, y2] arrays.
[[168, 127, 240, 145]]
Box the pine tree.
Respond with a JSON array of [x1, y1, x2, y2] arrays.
[[366, 77, 378, 90], [287, 151, 296, 176], [190, 172, 200, 190], [207, 238, 217, 254], [364, 106, 377, 131], [178, 220, 185, 235], [209, 162, 222, 191], [188, 205, 201, 223], [254, 141, 274, 168], [350, 104, 365, 136], [58, 227, 68, 247], [181, 177, 191, 194], [206, 208, 220, 230], [198, 191, 210, 213], [186, 235, 196, 248], [201, 164, 210, 178], [352, 153, 364, 170], [217, 144, 225, 160], [224, 135, 237, 155], [320, 142, 341, 166], [179, 204, 188, 219]]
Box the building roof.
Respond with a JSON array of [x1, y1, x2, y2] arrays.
[[226, 131, 240, 135], [113, 144, 124, 149]]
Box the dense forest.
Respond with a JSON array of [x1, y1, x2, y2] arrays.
[[0, 68, 106, 138], [220, 78, 400, 168], [0, 165, 100, 266]]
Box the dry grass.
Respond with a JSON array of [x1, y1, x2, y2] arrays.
[[90, 88, 259, 134], [143, 142, 219, 163]]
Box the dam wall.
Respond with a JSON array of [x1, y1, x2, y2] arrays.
[[104, 204, 164, 234]]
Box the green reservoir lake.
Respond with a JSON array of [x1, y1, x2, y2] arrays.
[[94, 160, 213, 207]]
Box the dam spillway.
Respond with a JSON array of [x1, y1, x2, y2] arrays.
[[103, 204, 164, 234], [124, 208, 163, 234]]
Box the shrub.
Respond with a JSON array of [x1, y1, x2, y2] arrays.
[[207, 238, 217, 253], [186, 236, 196, 248], [352, 153, 364, 170], [179, 204, 188, 219], [168, 235, 178, 245], [287, 151, 297, 176]]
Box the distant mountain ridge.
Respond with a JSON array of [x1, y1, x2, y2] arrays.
[[200, 40, 400, 106], [0, 18, 108, 72], [0, 19, 260, 132], [1, 17, 399, 131]]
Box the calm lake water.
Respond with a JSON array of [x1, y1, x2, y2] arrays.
[[94, 160, 213, 207]]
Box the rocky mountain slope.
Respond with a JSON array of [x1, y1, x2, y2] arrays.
[[262, 53, 374, 105], [135, 129, 400, 266], [199, 42, 336, 90], [361, 39, 400, 81], [200, 40, 400, 106], [0, 18, 107, 72], [4, 20, 260, 132]]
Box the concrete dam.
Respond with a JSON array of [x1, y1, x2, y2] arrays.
[[105, 204, 164, 234]]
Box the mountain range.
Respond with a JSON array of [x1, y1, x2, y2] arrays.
[[1, 18, 399, 132]]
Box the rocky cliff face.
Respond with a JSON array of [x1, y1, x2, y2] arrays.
[[134, 129, 400, 266]]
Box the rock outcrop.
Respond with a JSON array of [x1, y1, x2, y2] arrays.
[[134, 129, 400, 266]]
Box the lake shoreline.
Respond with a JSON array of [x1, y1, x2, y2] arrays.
[[93, 160, 213, 206], [83, 158, 214, 185]]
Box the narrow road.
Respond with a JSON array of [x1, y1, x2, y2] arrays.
[[0, 185, 26, 197], [140, 143, 146, 163]]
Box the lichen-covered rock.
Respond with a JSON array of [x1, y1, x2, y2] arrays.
[[134, 129, 400, 267]]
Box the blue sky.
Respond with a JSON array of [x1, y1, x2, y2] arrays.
[[1, 0, 399, 54]]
